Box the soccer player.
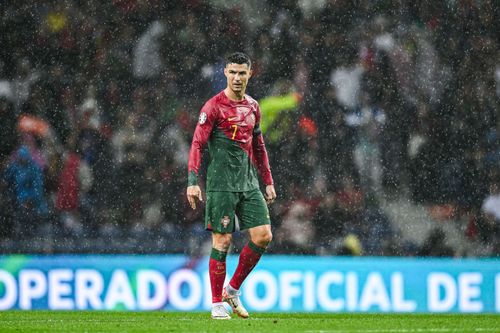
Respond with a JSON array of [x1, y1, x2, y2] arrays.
[[187, 52, 276, 319]]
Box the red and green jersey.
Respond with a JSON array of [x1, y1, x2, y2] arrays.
[[188, 91, 273, 192]]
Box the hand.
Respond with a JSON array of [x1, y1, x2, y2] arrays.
[[187, 185, 203, 210], [264, 185, 276, 205]]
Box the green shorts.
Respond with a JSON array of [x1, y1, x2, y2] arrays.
[[205, 189, 271, 233]]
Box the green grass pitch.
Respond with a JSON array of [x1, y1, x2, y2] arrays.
[[0, 311, 498, 332]]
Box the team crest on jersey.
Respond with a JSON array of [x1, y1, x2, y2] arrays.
[[221, 216, 230, 228], [199, 112, 207, 124]]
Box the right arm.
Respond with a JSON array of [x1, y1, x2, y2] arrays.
[[187, 102, 217, 209]]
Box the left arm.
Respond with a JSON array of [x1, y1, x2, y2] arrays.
[[252, 123, 273, 186], [252, 106, 276, 204]]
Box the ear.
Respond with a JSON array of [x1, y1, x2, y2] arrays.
[[248, 68, 253, 78], [223, 66, 229, 77]]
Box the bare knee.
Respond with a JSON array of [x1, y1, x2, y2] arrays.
[[212, 233, 232, 251], [251, 229, 272, 248]]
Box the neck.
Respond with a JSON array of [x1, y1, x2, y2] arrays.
[[224, 88, 245, 101]]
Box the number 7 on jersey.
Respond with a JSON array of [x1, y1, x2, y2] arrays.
[[231, 124, 238, 140]]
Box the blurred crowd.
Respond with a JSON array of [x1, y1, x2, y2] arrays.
[[0, 0, 498, 256]]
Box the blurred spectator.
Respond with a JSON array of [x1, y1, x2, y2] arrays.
[[356, 193, 394, 256], [3, 145, 49, 238], [417, 228, 454, 257], [55, 142, 93, 236], [133, 20, 166, 81], [0, 98, 18, 164], [11, 58, 40, 113], [275, 201, 315, 254], [329, 45, 363, 111], [479, 180, 500, 252], [348, 93, 386, 193], [337, 234, 363, 256], [111, 110, 156, 225], [332, 175, 364, 227]]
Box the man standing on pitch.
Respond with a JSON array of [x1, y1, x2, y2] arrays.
[[187, 52, 276, 319]]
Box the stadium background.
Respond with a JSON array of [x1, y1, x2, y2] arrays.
[[0, 0, 498, 313]]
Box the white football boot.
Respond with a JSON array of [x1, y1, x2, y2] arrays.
[[222, 286, 249, 318], [211, 303, 231, 320]]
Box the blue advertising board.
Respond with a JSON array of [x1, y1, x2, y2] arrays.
[[0, 255, 498, 313]]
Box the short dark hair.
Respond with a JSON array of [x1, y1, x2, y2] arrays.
[[225, 52, 251, 68]]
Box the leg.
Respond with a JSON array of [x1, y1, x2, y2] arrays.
[[210, 232, 232, 319], [229, 224, 272, 290], [248, 224, 273, 248], [212, 231, 232, 251], [219, 189, 271, 318], [229, 189, 273, 290], [223, 225, 271, 319], [204, 191, 239, 319], [210, 232, 232, 303]]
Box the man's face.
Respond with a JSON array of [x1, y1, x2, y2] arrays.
[[224, 63, 252, 94]]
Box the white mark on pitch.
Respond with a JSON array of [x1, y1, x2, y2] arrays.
[[305, 328, 497, 333]]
